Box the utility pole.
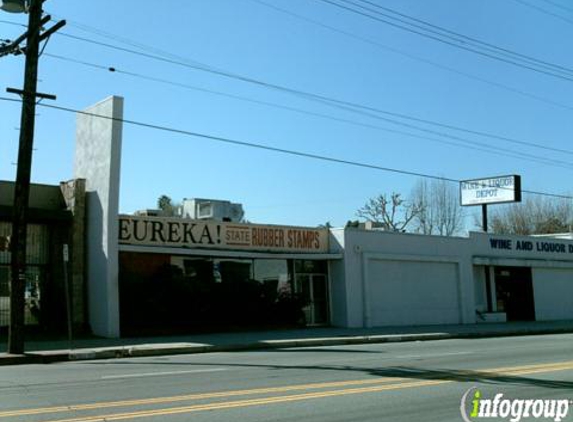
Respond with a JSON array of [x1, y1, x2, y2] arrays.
[[3, 0, 64, 354], [8, 0, 43, 355]]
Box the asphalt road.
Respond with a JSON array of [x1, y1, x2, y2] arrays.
[[0, 333, 572, 422]]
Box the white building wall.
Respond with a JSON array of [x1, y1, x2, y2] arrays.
[[181, 198, 244, 222], [473, 265, 488, 313], [340, 229, 475, 328], [74, 96, 123, 338], [533, 267, 573, 321], [328, 229, 347, 327]]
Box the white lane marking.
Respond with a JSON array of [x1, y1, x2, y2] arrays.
[[396, 351, 474, 359], [101, 368, 228, 380]]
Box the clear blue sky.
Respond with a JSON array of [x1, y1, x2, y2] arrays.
[[1, 0, 573, 228]]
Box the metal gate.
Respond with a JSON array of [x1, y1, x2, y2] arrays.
[[0, 222, 49, 328]]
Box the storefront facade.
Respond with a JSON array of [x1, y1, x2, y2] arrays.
[[472, 232, 573, 323], [331, 228, 573, 329], [70, 97, 573, 338], [117, 216, 340, 334], [0, 179, 86, 333], [110, 219, 573, 336]]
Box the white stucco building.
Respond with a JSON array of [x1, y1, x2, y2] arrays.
[[330, 228, 573, 328], [73, 97, 573, 338]]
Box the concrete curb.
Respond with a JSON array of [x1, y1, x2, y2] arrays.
[[0, 353, 44, 365], [1, 327, 572, 366]]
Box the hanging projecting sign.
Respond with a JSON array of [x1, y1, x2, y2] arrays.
[[460, 175, 521, 206]]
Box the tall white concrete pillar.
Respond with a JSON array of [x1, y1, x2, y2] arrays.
[[74, 96, 123, 338]]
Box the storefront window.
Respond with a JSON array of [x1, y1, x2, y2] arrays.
[[121, 254, 328, 334], [293, 260, 329, 326], [295, 260, 327, 274], [0, 265, 44, 327], [215, 259, 253, 284], [253, 259, 289, 293]]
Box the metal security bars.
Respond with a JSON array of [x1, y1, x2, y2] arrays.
[[0, 222, 49, 328]]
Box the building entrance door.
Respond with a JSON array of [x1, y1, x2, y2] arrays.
[[294, 274, 328, 326], [495, 267, 535, 321]]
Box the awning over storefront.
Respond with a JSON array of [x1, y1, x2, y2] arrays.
[[119, 244, 343, 261]]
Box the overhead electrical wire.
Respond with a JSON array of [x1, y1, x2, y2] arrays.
[[251, 0, 573, 114], [48, 5, 573, 115], [540, 0, 573, 14], [0, 19, 24, 28], [513, 0, 573, 26], [317, 0, 573, 82], [1, 95, 571, 201], [330, 0, 573, 77], [4, 16, 573, 183], [4, 17, 573, 165], [36, 30, 573, 160], [8, 18, 573, 166], [0, 95, 454, 183], [309, 99, 573, 169], [4, 14, 573, 170], [8, 7, 573, 125], [48, 6, 573, 80], [351, 0, 573, 73], [46, 12, 223, 73], [42, 52, 573, 170]]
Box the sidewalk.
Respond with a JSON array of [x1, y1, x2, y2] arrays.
[[1, 320, 573, 366]]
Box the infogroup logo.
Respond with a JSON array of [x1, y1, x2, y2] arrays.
[[460, 388, 572, 422]]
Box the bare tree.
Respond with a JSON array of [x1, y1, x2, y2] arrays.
[[487, 196, 573, 235], [411, 179, 465, 236], [357, 192, 422, 232]]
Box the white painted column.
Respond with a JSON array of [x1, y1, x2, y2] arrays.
[[74, 96, 123, 338]]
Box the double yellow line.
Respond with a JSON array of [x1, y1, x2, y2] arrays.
[[2, 360, 573, 422]]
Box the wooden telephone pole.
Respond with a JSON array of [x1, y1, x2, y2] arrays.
[[5, 0, 64, 354]]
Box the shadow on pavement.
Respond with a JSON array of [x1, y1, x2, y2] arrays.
[[266, 348, 384, 354], [83, 358, 573, 391], [366, 366, 573, 390]]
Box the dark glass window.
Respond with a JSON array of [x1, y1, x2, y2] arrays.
[[295, 260, 327, 274]]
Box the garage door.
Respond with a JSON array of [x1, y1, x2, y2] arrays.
[[366, 258, 461, 326]]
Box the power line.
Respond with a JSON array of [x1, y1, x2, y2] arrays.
[[42, 52, 573, 170], [513, 0, 573, 26], [311, 98, 573, 169], [302, 91, 573, 162], [0, 95, 455, 182], [7, 16, 573, 167], [46, 12, 221, 72], [7, 8, 573, 100], [345, 0, 573, 76], [43, 53, 502, 156], [353, 0, 573, 73], [46, 5, 573, 116], [6, 17, 573, 167], [251, 0, 573, 113], [317, 0, 573, 82], [0, 19, 25, 28], [43, 29, 573, 161], [540, 0, 573, 14], [42, 53, 565, 168], [1, 95, 571, 201], [13, 15, 567, 161]]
